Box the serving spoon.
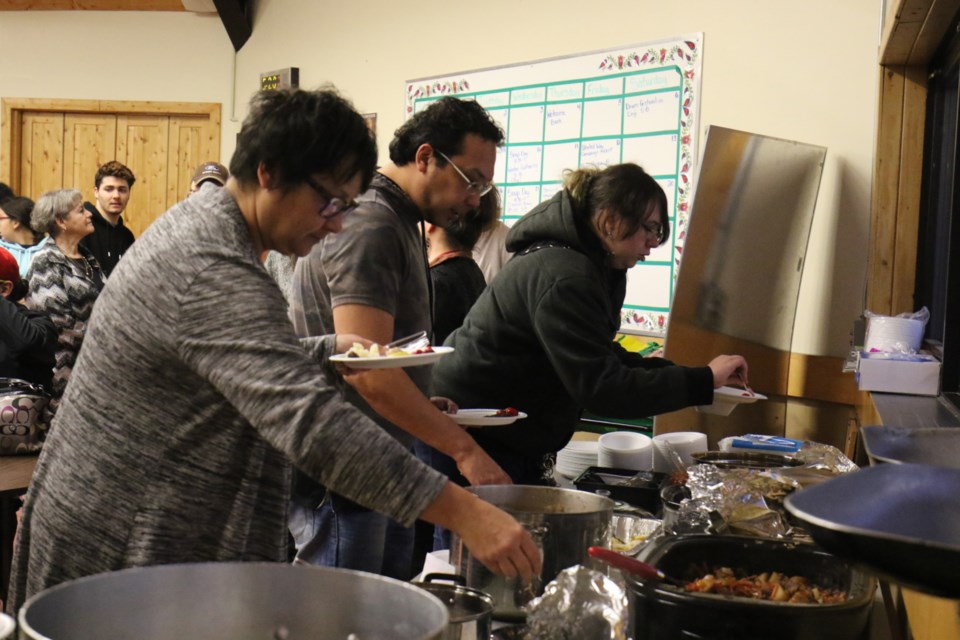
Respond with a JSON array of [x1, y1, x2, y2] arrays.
[[588, 546, 687, 588]]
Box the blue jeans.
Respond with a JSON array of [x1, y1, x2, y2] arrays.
[[289, 491, 415, 581]]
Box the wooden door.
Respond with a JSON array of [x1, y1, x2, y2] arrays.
[[63, 113, 117, 197], [116, 115, 171, 238], [1, 99, 221, 238], [18, 112, 65, 199]]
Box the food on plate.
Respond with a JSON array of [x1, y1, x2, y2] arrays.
[[488, 407, 519, 417], [345, 342, 421, 358], [684, 567, 847, 604], [345, 343, 404, 358], [411, 346, 435, 354]]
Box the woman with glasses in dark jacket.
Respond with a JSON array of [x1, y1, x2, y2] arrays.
[[431, 163, 749, 488]]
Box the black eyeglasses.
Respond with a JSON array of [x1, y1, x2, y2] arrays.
[[640, 220, 666, 244], [304, 177, 360, 219], [435, 151, 495, 197]]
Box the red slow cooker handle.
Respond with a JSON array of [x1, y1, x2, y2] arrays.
[[588, 546, 663, 581]]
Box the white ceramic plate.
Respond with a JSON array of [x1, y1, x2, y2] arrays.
[[330, 346, 453, 369], [450, 408, 528, 427]]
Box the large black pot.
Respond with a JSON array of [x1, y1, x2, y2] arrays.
[[626, 535, 876, 640]]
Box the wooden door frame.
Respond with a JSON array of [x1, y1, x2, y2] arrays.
[[1, 98, 221, 190]]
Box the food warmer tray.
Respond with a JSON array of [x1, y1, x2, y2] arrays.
[[784, 463, 960, 598], [861, 425, 960, 468]]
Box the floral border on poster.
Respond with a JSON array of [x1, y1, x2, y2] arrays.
[[601, 39, 699, 335]]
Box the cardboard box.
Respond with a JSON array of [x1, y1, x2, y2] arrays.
[[857, 351, 941, 396]]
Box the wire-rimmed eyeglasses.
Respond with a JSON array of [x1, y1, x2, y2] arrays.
[[304, 177, 360, 219], [435, 150, 495, 197]]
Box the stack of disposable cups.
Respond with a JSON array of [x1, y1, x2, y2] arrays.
[[864, 316, 924, 353], [597, 431, 653, 470], [652, 431, 709, 472]]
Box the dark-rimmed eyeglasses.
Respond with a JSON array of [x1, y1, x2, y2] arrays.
[[435, 150, 494, 197], [641, 220, 666, 244], [304, 177, 360, 219]]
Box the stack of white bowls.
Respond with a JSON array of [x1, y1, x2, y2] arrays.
[[864, 316, 924, 353], [597, 431, 653, 471], [652, 431, 709, 472], [556, 440, 599, 479]]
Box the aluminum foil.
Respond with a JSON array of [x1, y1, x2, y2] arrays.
[[678, 465, 802, 538], [522, 566, 627, 640]]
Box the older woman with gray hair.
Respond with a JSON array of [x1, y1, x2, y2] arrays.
[[25, 188, 104, 422]]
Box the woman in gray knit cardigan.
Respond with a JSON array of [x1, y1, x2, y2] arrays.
[[7, 88, 539, 613]]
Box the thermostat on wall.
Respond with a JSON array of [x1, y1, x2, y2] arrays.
[[260, 67, 299, 91]]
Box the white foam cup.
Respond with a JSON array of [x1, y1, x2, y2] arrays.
[[652, 431, 709, 472]]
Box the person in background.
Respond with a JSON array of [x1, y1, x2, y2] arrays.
[[188, 161, 229, 196], [288, 96, 511, 580], [0, 247, 56, 389], [427, 185, 500, 344], [6, 88, 539, 615], [0, 197, 48, 278], [413, 185, 501, 565], [472, 217, 512, 284], [80, 161, 136, 278], [431, 163, 749, 490], [25, 189, 104, 422]]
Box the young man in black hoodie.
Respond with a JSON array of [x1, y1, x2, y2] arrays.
[[81, 161, 136, 277]]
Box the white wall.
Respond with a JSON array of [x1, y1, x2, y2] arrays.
[[0, 0, 880, 359]]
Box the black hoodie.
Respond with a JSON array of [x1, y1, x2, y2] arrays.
[[432, 190, 713, 458]]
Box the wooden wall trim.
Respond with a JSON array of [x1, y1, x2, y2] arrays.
[[866, 65, 928, 316], [881, 0, 955, 66], [787, 353, 859, 406], [0, 1, 186, 10], [1, 98, 219, 117]]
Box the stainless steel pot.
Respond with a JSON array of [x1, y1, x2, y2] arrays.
[[18, 562, 449, 640], [450, 485, 614, 621], [414, 573, 494, 640]]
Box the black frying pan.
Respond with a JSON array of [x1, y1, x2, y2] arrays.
[[784, 463, 960, 598]]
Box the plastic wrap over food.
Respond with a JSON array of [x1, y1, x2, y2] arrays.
[[523, 566, 627, 640], [793, 440, 858, 474]]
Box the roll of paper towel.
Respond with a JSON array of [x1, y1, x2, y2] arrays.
[[653, 432, 708, 472], [865, 316, 924, 353]]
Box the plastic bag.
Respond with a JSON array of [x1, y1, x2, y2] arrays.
[[863, 307, 929, 353]]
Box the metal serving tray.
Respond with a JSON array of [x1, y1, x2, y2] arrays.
[[784, 463, 960, 598], [861, 425, 960, 468]]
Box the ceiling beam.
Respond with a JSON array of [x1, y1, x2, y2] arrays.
[[0, 1, 186, 10]]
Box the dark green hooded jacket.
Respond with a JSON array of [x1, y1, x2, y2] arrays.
[[431, 189, 714, 457]]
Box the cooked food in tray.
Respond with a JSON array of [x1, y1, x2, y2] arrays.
[[685, 566, 847, 604]]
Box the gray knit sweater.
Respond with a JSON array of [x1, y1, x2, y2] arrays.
[[7, 185, 446, 612]]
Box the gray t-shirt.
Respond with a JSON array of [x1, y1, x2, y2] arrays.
[[7, 185, 445, 612], [289, 173, 433, 446]]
